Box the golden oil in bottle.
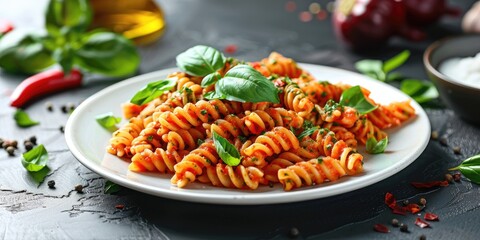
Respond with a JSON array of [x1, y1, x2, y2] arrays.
[[90, 0, 166, 45]]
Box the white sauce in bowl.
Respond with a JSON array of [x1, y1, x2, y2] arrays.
[[439, 52, 480, 88]]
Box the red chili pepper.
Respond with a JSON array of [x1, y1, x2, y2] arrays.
[[10, 69, 83, 107], [0, 19, 14, 35], [411, 181, 449, 189], [385, 192, 397, 209], [373, 224, 390, 233], [424, 212, 439, 221], [415, 218, 430, 228]]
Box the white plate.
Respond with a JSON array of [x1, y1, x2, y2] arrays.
[[65, 63, 430, 205]]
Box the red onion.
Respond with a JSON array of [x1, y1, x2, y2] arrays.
[[403, 0, 460, 27], [333, 0, 425, 50]]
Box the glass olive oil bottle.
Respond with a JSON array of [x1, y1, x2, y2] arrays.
[[90, 0, 165, 45]]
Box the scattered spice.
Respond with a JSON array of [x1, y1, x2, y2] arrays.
[[6, 146, 15, 156], [411, 181, 449, 189], [59, 126, 64, 133], [61, 105, 68, 114], [10, 140, 18, 148], [430, 131, 439, 140], [47, 180, 55, 189], [25, 141, 34, 151], [400, 223, 409, 232], [406, 203, 421, 214], [445, 173, 453, 183], [414, 218, 430, 228], [402, 199, 409, 206], [68, 103, 76, 112], [29, 136, 37, 145], [419, 198, 427, 206], [75, 184, 84, 193], [224, 44, 237, 54], [373, 224, 390, 233], [424, 212, 439, 221], [268, 181, 274, 188], [1, 141, 8, 149], [453, 172, 461, 182], [391, 218, 399, 227], [439, 137, 448, 146], [0, 138, 3, 148], [453, 146, 461, 155], [115, 204, 125, 210], [419, 234, 427, 240], [289, 227, 300, 238], [45, 102, 53, 112]]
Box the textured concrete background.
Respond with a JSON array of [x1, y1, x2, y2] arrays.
[[0, 0, 479, 239]]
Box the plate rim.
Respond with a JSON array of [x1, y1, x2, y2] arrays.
[[65, 63, 430, 205]]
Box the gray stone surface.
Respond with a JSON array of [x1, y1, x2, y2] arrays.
[[0, 0, 479, 239]]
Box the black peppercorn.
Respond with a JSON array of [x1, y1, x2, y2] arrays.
[[453, 146, 461, 155], [61, 105, 68, 113], [10, 140, 18, 148], [391, 218, 399, 227], [25, 141, 34, 151], [6, 146, 15, 156], [29, 136, 37, 145], [439, 137, 448, 146], [75, 184, 84, 193], [288, 227, 300, 238], [400, 223, 408, 232], [47, 180, 56, 189], [0, 138, 4, 148], [46, 102, 53, 112], [403, 199, 409, 206], [419, 234, 427, 240], [453, 173, 461, 182], [59, 126, 65, 133]]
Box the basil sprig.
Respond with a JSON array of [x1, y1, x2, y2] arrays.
[[176, 45, 226, 77], [0, 0, 139, 76], [355, 50, 410, 82], [339, 86, 378, 114], [400, 79, 439, 104], [449, 154, 480, 184], [104, 180, 121, 194], [366, 137, 388, 154], [96, 112, 121, 131], [22, 144, 50, 185], [206, 65, 280, 103], [212, 132, 241, 167], [14, 109, 40, 128], [130, 79, 176, 105]]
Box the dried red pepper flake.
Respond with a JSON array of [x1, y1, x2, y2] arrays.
[[392, 207, 407, 215], [373, 224, 390, 233], [411, 181, 449, 189], [224, 44, 237, 54], [385, 192, 397, 209], [415, 218, 430, 228], [424, 212, 439, 221], [115, 204, 125, 210], [406, 203, 421, 214]]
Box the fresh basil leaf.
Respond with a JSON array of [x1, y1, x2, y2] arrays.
[[21, 144, 49, 172], [201, 72, 222, 87], [339, 86, 378, 114], [0, 30, 54, 74], [401, 79, 438, 104], [104, 180, 121, 194], [96, 112, 121, 131], [130, 79, 176, 105], [355, 59, 385, 81], [212, 131, 241, 167], [215, 65, 280, 103], [14, 109, 39, 128], [176, 45, 226, 77], [385, 72, 404, 82], [366, 136, 388, 154], [297, 126, 319, 140], [29, 166, 50, 186], [53, 46, 74, 74], [450, 154, 480, 184], [203, 89, 227, 100], [383, 50, 410, 74], [45, 0, 92, 36], [74, 31, 139, 77]]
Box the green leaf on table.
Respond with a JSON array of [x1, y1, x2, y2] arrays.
[[29, 166, 50, 186], [355, 59, 385, 81], [211, 65, 280, 103], [385, 72, 404, 82], [45, 0, 92, 36], [176, 45, 226, 77], [21, 144, 49, 172], [130, 79, 176, 105], [383, 50, 410, 74], [96, 112, 121, 132], [104, 180, 121, 194], [201, 72, 222, 87], [212, 131, 241, 167], [14, 109, 39, 128], [339, 85, 378, 114], [74, 31, 140, 77], [449, 154, 480, 184], [366, 137, 388, 154], [400, 79, 439, 104]]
